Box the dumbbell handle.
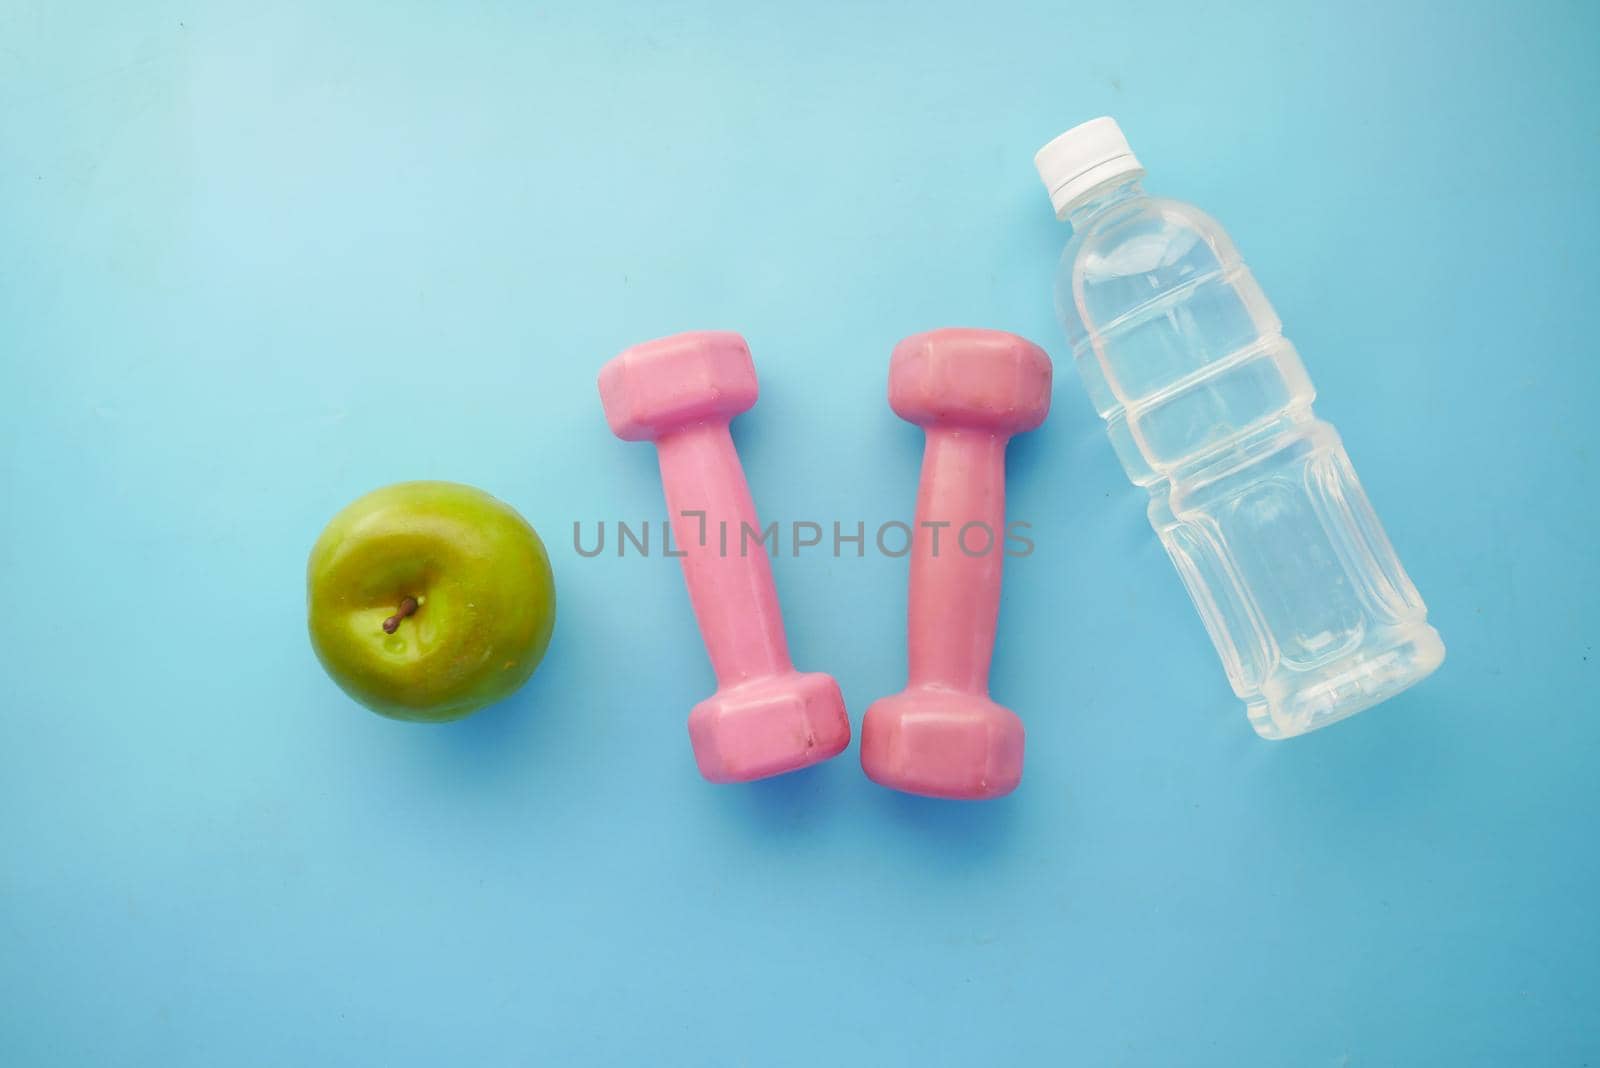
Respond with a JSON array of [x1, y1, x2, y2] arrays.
[[905, 429, 1008, 694], [656, 422, 793, 685]]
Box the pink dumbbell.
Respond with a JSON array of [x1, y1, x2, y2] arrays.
[[599, 330, 852, 783], [860, 328, 1052, 800]]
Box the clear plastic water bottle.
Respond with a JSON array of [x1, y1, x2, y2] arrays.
[[1035, 117, 1444, 739]]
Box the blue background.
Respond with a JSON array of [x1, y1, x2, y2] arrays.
[[3, 1, 1597, 1064]]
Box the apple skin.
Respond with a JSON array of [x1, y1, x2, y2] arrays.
[[307, 481, 556, 722]]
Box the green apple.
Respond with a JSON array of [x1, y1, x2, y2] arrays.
[[307, 481, 556, 722]]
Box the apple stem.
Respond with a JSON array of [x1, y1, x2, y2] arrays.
[[382, 596, 420, 635]]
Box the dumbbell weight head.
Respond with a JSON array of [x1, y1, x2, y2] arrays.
[[861, 688, 1025, 800], [599, 330, 760, 441], [689, 670, 850, 783], [889, 328, 1052, 435]]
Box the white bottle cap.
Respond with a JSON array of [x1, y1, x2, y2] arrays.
[[1034, 116, 1145, 220]]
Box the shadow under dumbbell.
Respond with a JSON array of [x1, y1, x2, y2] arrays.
[[873, 787, 1022, 867], [704, 757, 847, 838]]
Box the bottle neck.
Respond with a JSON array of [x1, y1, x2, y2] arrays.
[[1065, 178, 1146, 229]]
